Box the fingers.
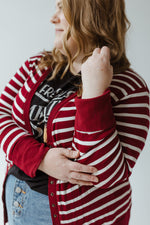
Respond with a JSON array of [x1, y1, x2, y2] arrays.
[[93, 47, 101, 55], [68, 157, 99, 186], [60, 148, 97, 174], [69, 171, 99, 183], [69, 171, 99, 186], [100, 46, 111, 61], [71, 161, 97, 174], [69, 179, 94, 186], [93, 46, 110, 61], [62, 148, 80, 159], [59, 148, 99, 186]]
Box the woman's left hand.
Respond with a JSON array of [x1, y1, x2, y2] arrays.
[[81, 46, 113, 98]]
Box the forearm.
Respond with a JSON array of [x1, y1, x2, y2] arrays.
[[8, 135, 50, 177], [72, 87, 150, 188]]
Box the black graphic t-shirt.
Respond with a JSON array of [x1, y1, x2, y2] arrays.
[[8, 69, 81, 195], [30, 69, 80, 143]]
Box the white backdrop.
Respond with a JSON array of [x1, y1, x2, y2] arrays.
[[0, 0, 150, 224]]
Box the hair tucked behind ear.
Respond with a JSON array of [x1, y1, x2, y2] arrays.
[[39, 0, 130, 92]]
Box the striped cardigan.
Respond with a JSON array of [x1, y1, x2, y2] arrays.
[[0, 54, 149, 225]]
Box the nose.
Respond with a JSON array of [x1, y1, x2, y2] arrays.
[[50, 13, 60, 24]]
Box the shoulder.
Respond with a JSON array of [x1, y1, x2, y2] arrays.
[[110, 69, 149, 102], [15, 52, 52, 84], [113, 69, 147, 89], [24, 51, 52, 75], [27, 52, 45, 69]]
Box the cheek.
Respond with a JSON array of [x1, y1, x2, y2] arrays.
[[61, 13, 70, 30]]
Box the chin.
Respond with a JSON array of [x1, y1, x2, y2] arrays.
[[54, 43, 66, 56], [54, 40, 62, 49]]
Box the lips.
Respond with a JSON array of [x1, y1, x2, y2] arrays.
[[55, 29, 64, 32]]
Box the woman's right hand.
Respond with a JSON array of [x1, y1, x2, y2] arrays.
[[81, 46, 113, 99], [38, 148, 98, 186]]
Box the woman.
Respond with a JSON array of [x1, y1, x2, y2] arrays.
[[0, 0, 149, 224]]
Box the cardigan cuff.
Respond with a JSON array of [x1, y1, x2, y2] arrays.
[[12, 136, 50, 178], [75, 89, 115, 131]]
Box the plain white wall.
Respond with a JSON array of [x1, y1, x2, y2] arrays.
[[0, 0, 149, 224]]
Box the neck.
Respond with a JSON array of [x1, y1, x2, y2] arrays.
[[72, 53, 85, 74], [72, 62, 82, 74]]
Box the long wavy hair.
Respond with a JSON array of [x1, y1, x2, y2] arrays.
[[39, 0, 130, 94]]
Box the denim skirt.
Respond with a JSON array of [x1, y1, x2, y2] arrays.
[[5, 175, 53, 225]]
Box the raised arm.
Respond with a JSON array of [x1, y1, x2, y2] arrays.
[[72, 47, 150, 188]]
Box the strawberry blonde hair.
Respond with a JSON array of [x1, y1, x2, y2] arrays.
[[39, 0, 130, 90]]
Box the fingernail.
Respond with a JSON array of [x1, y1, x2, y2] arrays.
[[74, 151, 79, 155], [93, 168, 98, 173], [74, 151, 80, 157], [95, 178, 99, 183]]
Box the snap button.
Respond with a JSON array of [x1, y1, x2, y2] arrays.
[[54, 214, 57, 218], [15, 187, 22, 193], [50, 192, 54, 197], [50, 180, 54, 184], [14, 201, 19, 207], [52, 204, 55, 208]]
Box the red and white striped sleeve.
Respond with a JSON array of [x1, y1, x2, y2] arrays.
[[0, 55, 49, 177], [0, 59, 31, 158], [72, 71, 150, 189]]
